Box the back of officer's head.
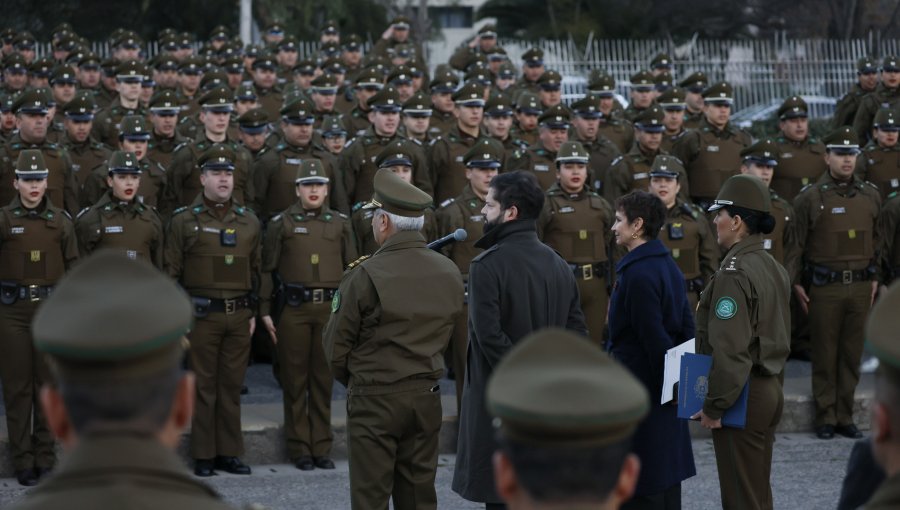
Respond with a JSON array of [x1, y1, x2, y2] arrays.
[[867, 284, 900, 473], [32, 251, 193, 441], [488, 328, 648, 509], [489, 171, 545, 221]]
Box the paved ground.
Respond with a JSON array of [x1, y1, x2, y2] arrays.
[[0, 433, 859, 509]]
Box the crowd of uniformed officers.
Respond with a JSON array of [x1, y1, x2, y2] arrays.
[[0, 13, 899, 510]]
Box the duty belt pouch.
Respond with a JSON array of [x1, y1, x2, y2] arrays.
[[284, 283, 304, 306], [220, 228, 237, 247], [811, 266, 830, 286], [0, 282, 18, 305], [191, 296, 211, 318]]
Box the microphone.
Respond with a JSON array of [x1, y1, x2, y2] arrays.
[[428, 228, 468, 251]]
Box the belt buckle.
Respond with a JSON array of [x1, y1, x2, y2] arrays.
[[27, 285, 40, 302], [842, 270, 853, 285], [582, 264, 593, 281], [224, 298, 236, 314], [312, 289, 324, 304]]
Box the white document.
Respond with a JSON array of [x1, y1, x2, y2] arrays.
[[661, 338, 695, 404]]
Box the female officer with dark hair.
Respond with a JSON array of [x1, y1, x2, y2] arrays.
[[693, 174, 791, 510], [607, 190, 696, 509]]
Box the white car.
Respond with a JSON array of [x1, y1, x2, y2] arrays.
[[561, 76, 628, 109], [731, 95, 837, 129]]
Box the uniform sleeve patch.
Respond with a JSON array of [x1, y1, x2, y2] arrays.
[[331, 290, 341, 313], [714, 297, 737, 320]]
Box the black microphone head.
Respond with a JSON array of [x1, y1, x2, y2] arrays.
[[453, 228, 468, 242]]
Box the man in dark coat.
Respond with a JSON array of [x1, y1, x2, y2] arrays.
[[452, 171, 588, 507]]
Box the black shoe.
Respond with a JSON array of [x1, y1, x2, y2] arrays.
[[214, 456, 251, 475], [15, 468, 38, 487], [241, 385, 249, 395], [313, 456, 335, 469], [194, 458, 215, 477], [35, 466, 53, 479], [815, 425, 835, 439], [294, 456, 314, 471], [836, 424, 863, 439]]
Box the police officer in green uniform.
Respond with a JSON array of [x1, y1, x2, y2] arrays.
[[694, 174, 791, 510], [253, 97, 348, 220], [854, 56, 900, 143], [166, 87, 254, 211], [487, 329, 650, 510], [857, 109, 900, 200], [321, 115, 348, 156], [339, 86, 431, 206], [624, 70, 656, 122], [538, 141, 615, 346], [509, 104, 571, 191], [0, 89, 80, 216], [788, 127, 881, 440], [510, 48, 544, 99], [671, 81, 752, 208], [341, 67, 384, 138], [352, 141, 438, 255], [259, 160, 356, 472], [510, 92, 541, 147], [481, 94, 524, 168], [832, 57, 878, 130], [75, 151, 163, 267], [537, 70, 563, 109], [658, 87, 689, 152], [324, 168, 464, 510], [569, 94, 622, 198], [0, 150, 78, 486], [430, 81, 485, 204], [771, 96, 828, 201], [147, 89, 188, 171], [648, 155, 719, 310], [60, 92, 111, 190], [250, 55, 284, 121], [92, 60, 148, 149], [677, 71, 708, 130], [82, 115, 168, 210], [427, 69, 460, 137], [237, 108, 272, 162], [164, 143, 261, 477], [7, 252, 241, 510]]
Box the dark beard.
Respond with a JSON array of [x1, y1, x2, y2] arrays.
[[482, 216, 502, 235]]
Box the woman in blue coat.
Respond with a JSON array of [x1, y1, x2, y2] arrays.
[[608, 190, 696, 509]]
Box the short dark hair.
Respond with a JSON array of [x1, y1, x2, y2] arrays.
[[59, 367, 181, 435], [723, 205, 775, 235], [499, 436, 631, 503], [489, 171, 545, 220], [615, 190, 666, 240]]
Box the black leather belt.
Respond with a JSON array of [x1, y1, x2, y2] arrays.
[[206, 295, 252, 314], [810, 265, 873, 286], [568, 262, 608, 281], [14, 284, 52, 302], [284, 284, 337, 305]]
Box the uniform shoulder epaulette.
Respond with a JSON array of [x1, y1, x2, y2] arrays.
[[512, 138, 529, 149], [75, 207, 90, 219], [275, 143, 287, 151], [534, 148, 547, 156], [60, 210, 72, 220], [681, 202, 699, 219], [171, 205, 189, 216], [410, 138, 423, 146], [270, 213, 283, 222], [610, 155, 623, 166], [798, 183, 815, 194], [338, 212, 348, 219], [671, 130, 687, 141], [178, 117, 191, 125], [347, 254, 371, 269], [352, 201, 367, 212], [864, 180, 880, 191], [439, 197, 455, 208], [172, 142, 188, 153], [429, 136, 441, 146], [722, 254, 743, 272]]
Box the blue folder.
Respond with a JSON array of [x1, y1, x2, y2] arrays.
[[677, 352, 749, 429]]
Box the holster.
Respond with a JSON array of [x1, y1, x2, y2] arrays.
[[0, 282, 17, 305], [191, 296, 211, 318], [284, 283, 304, 307]]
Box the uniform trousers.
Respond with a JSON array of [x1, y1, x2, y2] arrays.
[[711, 373, 782, 510], [808, 281, 871, 426], [449, 301, 468, 413], [188, 307, 253, 459], [277, 301, 333, 459], [347, 380, 442, 510], [576, 273, 608, 347], [0, 299, 54, 471]]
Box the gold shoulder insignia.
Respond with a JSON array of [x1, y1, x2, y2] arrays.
[[347, 254, 371, 269]]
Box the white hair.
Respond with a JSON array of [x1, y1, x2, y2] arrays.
[[375, 208, 425, 232]]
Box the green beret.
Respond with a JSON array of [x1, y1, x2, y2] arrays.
[[708, 174, 771, 213], [366, 167, 432, 217], [487, 328, 649, 447], [33, 251, 192, 383]]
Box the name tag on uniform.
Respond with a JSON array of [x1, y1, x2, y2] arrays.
[[764, 239, 773, 250], [285, 158, 302, 165], [633, 172, 648, 180], [782, 152, 793, 159], [10, 226, 24, 234], [470, 215, 484, 222], [294, 227, 309, 234], [706, 145, 720, 152], [104, 226, 124, 234], [831, 207, 846, 214], [455, 155, 464, 162], [203, 226, 220, 234], [559, 206, 575, 213], [534, 164, 549, 172]]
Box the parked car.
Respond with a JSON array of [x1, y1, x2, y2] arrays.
[[731, 95, 837, 129], [561, 76, 628, 109]]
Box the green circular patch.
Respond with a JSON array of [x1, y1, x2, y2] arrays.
[[715, 296, 737, 320], [331, 290, 341, 313]]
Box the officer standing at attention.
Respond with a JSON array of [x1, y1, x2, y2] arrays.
[[341, 67, 384, 138], [511, 48, 545, 99], [658, 87, 690, 152], [569, 94, 622, 198], [487, 328, 650, 510], [164, 143, 261, 477], [437, 138, 501, 409], [854, 56, 900, 143], [671, 81, 752, 209], [259, 160, 356, 472], [832, 57, 878, 130], [324, 168, 463, 510], [857, 109, 900, 200], [430, 81, 485, 204], [623, 70, 656, 122], [771, 96, 828, 201], [677, 71, 709, 130], [538, 141, 615, 346], [509, 92, 542, 147], [6, 252, 241, 510], [92, 60, 148, 149], [509, 104, 571, 191], [75, 151, 163, 267], [59, 92, 111, 191], [648, 155, 719, 310], [787, 127, 882, 440], [694, 174, 791, 510], [0, 150, 78, 486]]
